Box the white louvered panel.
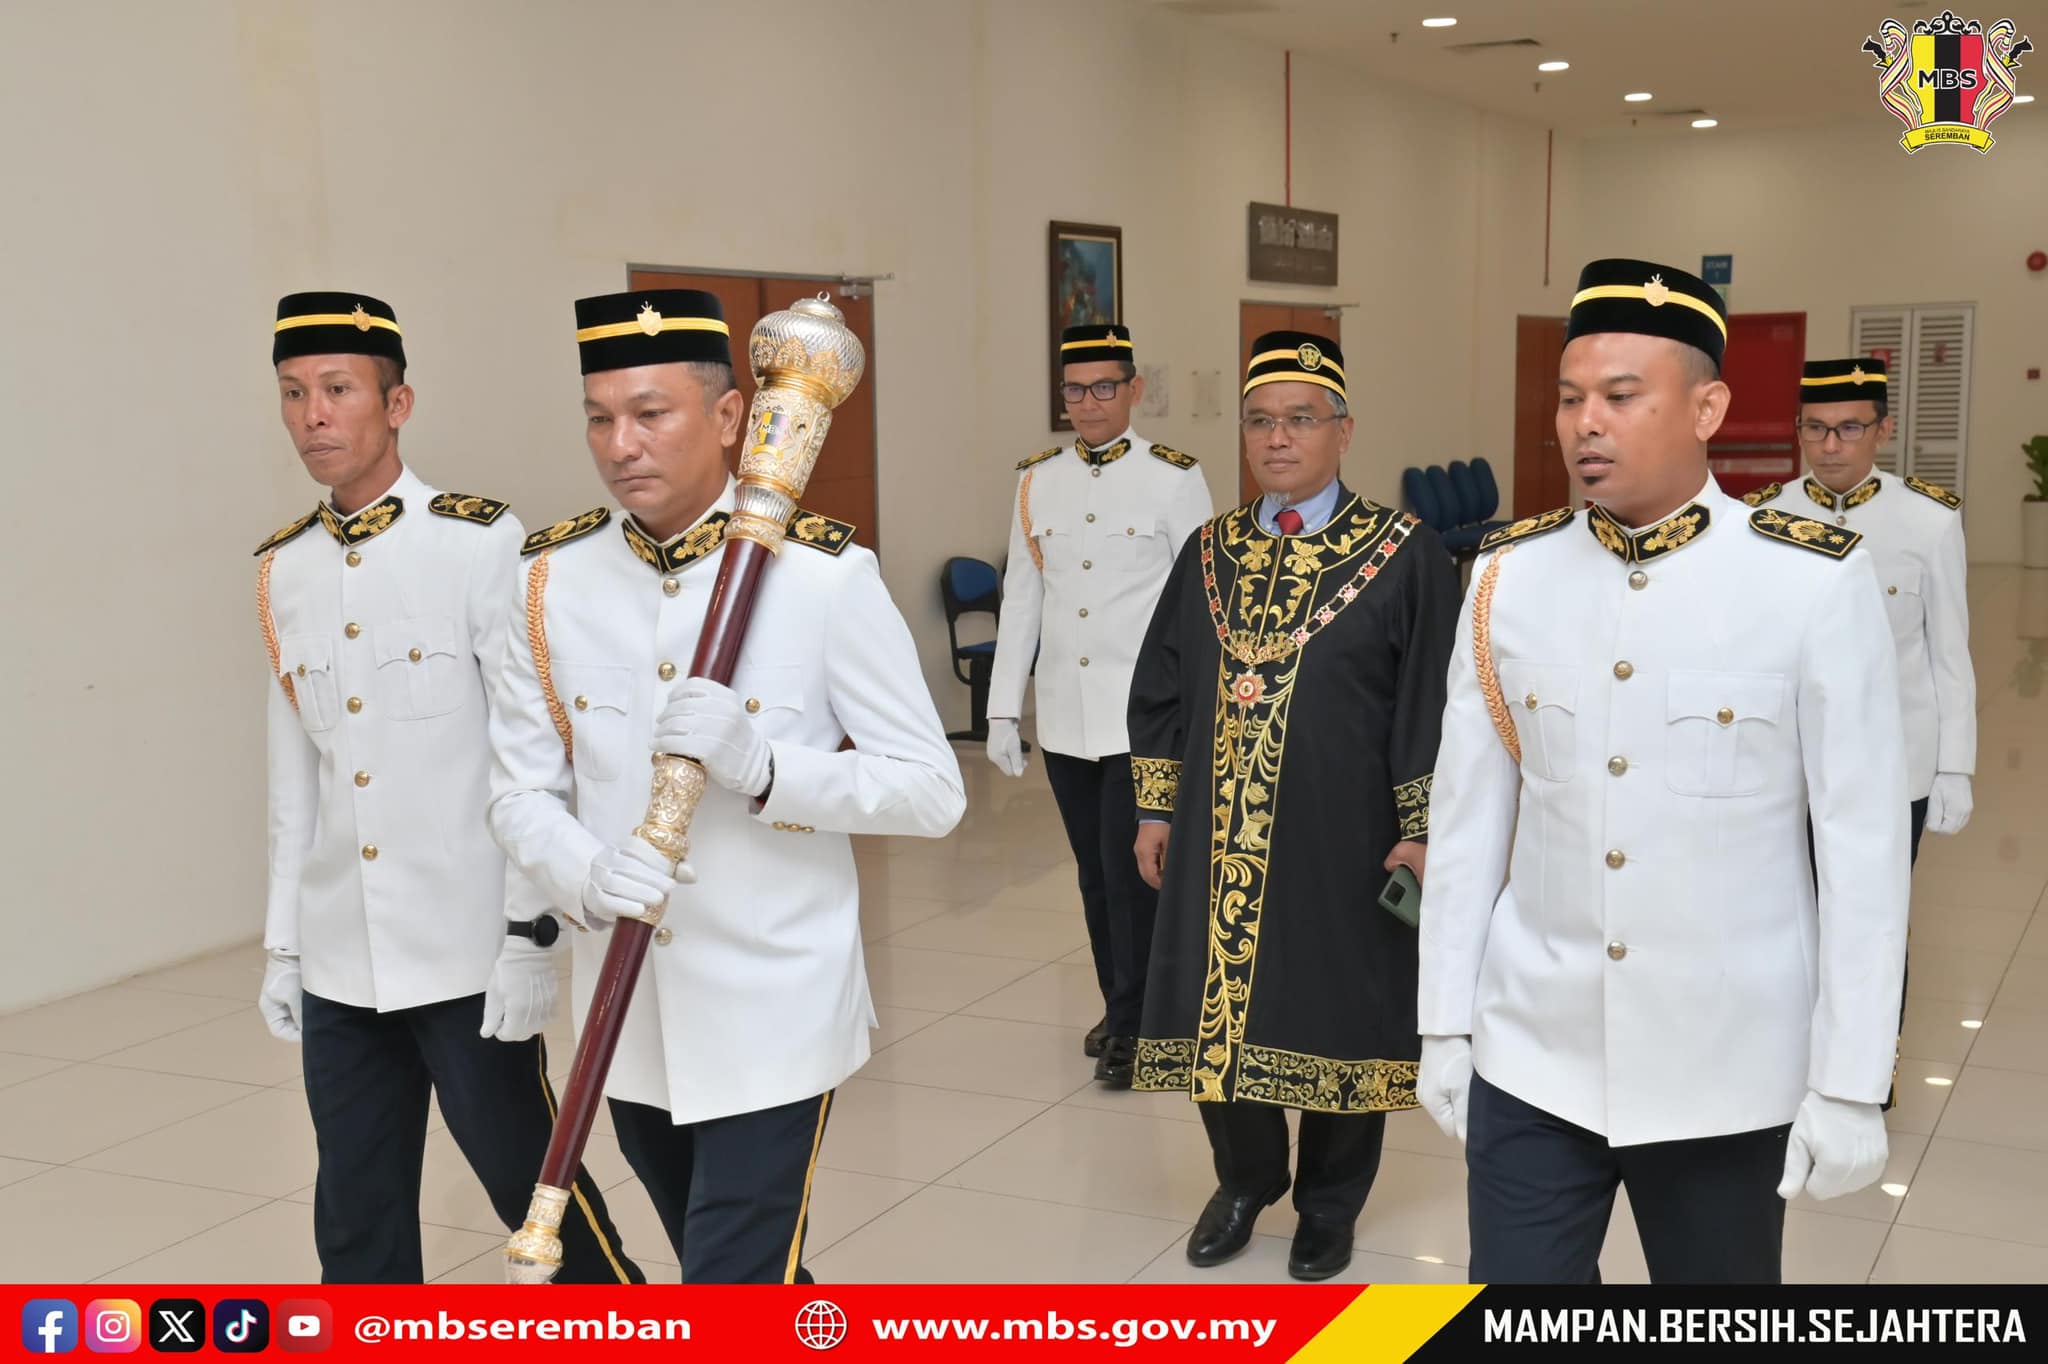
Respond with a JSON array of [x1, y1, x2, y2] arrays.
[[1905, 307, 1973, 496], [1851, 307, 1909, 475]]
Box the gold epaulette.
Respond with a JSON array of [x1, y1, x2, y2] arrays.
[[1741, 482, 1783, 508], [1903, 475, 1963, 510], [1749, 509, 1862, 559], [1149, 444, 1198, 470], [1478, 506, 1574, 552], [253, 510, 318, 557], [787, 509, 856, 555], [521, 507, 611, 556], [1016, 446, 1062, 471], [430, 491, 511, 526]]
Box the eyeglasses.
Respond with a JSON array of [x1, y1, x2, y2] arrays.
[[1060, 379, 1133, 403], [1241, 413, 1342, 437], [1797, 419, 1880, 444]]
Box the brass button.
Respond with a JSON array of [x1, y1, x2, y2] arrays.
[[1606, 849, 1627, 869], [1080, 657, 1090, 666], [408, 647, 423, 663], [346, 551, 362, 567], [573, 695, 589, 711], [1887, 585, 1899, 596], [745, 698, 762, 714], [1837, 515, 1848, 527], [347, 696, 363, 713], [345, 623, 361, 639], [295, 664, 307, 677], [361, 844, 379, 861], [1082, 560, 1093, 570], [1091, 466, 1102, 478], [658, 662, 677, 681], [653, 927, 674, 947], [1716, 707, 1735, 726], [1127, 527, 1136, 536], [1086, 513, 1096, 523], [1524, 693, 1538, 710], [663, 578, 680, 596], [1607, 941, 1628, 961], [1078, 608, 1089, 618], [1628, 570, 1648, 590], [1608, 756, 1628, 777], [355, 771, 371, 787], [1613, 660, 1635, 680]]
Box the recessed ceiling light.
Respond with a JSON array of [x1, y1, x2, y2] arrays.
[[1881, 1182, 1909, 1197], [1961, 1019, 1984, 1029], [1422, 17, 1458, 28], [1692, 118, 1719, 128], [1538, 60, 1570, 72], [1415, 1255, 1447, 1264], [2016, 94, 2037, 103], [1925, 1075, 1954, 1086], [1625, 92, 1654, 102]]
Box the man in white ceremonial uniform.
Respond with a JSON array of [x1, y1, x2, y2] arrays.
[[986, 323, 1212, 1086], [256, 291, 639, 1284], [1745, 356, 1976, 862], [490, 289, 964, 1283], [1417, 261, 1912, 1284]]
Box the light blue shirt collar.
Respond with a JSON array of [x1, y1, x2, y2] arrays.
[[1256, 479, 1342, 535]]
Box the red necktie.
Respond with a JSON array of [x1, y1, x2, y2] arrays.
[[1274, 508, 1304, 536]]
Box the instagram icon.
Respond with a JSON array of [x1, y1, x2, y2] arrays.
[[84, 1300, 142, 1354]]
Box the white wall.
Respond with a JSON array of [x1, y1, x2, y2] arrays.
[[0, 0, 1554, 1008], [1554, 115, 2048, 562]]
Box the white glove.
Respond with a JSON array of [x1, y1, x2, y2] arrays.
[[479, 930, 560, 1041], [986, 717, 1026, 777], [1417, 1034, 1474, 1145], [581, 840, 692, 925], [652, 679, 772, 797], [258, 950, 303, 1042], [1925, 772, 1973, 836], [1776, 1090, 1888, 1201]]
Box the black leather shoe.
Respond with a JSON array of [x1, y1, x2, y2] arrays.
[[1186, 1185, 1285, 1267], [1287, 1214, 1355, 1281], [1083, 1017, 1108, 1058], [1093, 1035, 1135, 1088]]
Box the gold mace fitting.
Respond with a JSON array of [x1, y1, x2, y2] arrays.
[[729, 295, 867, 552], [503, 1183, 570, 1284], [634, 754, 708, 873]]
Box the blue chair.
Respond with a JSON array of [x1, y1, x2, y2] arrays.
[[940, 556, 1024, 747], [1469, 457, 1506, 522], [1401, 466, 1445, 531]]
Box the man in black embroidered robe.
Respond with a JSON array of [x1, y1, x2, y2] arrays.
[[1127, 332, 1458, 1280]]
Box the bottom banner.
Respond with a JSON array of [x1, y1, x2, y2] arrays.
[[6, 1284, 2042, 1361]]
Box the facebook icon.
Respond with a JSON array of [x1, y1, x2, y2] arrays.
[[20, 1300, 78, 1354]]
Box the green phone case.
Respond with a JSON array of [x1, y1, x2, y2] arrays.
[[1379, 864, 1421, 928]]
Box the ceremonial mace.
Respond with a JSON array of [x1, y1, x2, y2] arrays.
[[505, 296, 866, 1283]]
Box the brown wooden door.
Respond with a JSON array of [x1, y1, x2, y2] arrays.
[[628, 269, 879, 552], [1512, 315, 1571, 517], [1237, 302, 1343, 506]]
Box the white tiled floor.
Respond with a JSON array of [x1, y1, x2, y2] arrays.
[[3, 567, 2043, 1284]]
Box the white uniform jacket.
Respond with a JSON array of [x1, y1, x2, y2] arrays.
[[487, 482, 965, 1124], [258, 465, 524, 1012], [1419, 481, 1912, 1146], [988, 429, 1213, 758]]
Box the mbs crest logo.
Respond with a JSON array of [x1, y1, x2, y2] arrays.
[[1864, 9, 2030, 152]]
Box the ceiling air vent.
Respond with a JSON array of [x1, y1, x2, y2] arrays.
[[1443, 37, 1542, 54]]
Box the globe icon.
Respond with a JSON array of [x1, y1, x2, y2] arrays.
[[794, 1299, 849, 1351]]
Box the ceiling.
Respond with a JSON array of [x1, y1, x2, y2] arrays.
[[1137, 0, 2041, 135]]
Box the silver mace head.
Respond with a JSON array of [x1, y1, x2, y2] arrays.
[[747, 293, 866, 406]]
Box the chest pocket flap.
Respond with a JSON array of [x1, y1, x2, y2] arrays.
[[733, 662, 805, 719], [279, 634, 337, 732], [1497, 659, 1579, 783], [1665, 669, 1785, 797], [556, 661, 635, 782], [373, 615, 464, 720]]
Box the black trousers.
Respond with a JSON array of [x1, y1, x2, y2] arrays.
[[299, 991, 641, 1285], [1043, 749, 1160, 1036], [1199, 1100, 1388, 1221], [609, 1090, 833, 1284], [1466, 1072, 1789, 1284]]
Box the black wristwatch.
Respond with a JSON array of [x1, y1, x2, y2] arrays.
[[507, 914, 561, 948]]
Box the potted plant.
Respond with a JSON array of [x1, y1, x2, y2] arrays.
[[2027, 434, 2048, 569]]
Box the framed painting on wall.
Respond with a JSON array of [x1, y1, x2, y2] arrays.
[[1048, 220, 1123, 430]]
